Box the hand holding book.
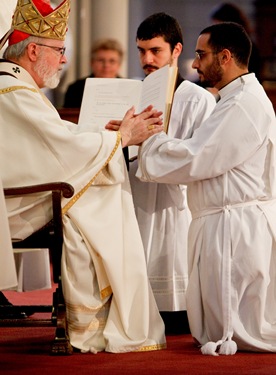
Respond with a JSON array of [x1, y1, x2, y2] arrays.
[[107, 106, 164, 147], [78, 64, 177, 133], [78, 64, 177, 158]]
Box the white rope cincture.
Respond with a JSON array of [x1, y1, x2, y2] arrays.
[[200, 205, 237, 356]]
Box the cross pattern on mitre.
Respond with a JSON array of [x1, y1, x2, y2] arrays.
[[12, 0, 70, 41]]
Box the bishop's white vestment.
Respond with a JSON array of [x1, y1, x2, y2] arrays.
[[0, 178, 17, 290], [137, 74, 276, 353], [129, 79, 216, 311], [0, 60, 166, 353]]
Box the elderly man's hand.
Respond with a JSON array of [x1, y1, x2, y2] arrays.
[[105, 106, 163, 147]]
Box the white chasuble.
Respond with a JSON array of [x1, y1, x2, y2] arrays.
[[0, 62, 166, 352], [0, 178, 17, 290], [62, 156, 166, 352]]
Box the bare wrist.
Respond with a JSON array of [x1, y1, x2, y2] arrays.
[[120, 130, 129, 148]]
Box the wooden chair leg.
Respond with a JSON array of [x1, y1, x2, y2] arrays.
[[51, 284, 73, 355], [3, 182, 75, 355]]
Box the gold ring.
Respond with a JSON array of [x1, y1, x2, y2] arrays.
[[148, 125, 154, 131]]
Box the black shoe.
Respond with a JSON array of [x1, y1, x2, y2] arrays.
[[0, 291, 28, 319], [0, 291, 13, 305], [160, 310, 191, 335], [0, 311, 28, 319]]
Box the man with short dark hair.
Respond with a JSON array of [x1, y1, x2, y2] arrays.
[[136, 22, 276, 355], [129, 12, 216, 334]]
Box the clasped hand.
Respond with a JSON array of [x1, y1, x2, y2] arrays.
[[105, 105, 163, 147]]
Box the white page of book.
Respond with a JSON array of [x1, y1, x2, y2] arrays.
[[78, 78, 142, 131], [139, 64, 169, 115], [77, 65, 172, 159], [78, 64, 171, 131]]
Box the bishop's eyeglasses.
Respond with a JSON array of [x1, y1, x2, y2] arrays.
[[36, 43, 66, 56]]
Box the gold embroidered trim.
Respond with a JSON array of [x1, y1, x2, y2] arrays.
[[100, 285, 112, 299], [136, 343, 167, 352], [68, 319, 106, 333], [0, 86, 38, 95], [62, 131, 122, 215], [66, 303, 105, 314], [65, 299, 110, 333]]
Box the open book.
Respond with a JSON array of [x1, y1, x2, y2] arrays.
[[78, 64, 178, 158]]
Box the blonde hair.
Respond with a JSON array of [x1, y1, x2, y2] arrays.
[[91, 38, 124, 61]]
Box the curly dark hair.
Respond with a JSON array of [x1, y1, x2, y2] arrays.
[[136, 12, 183, 53]]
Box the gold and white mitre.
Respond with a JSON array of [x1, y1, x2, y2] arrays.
[[13, 0, 70, 40], [0, 0, 70, 50]]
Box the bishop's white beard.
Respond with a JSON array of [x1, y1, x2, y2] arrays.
[[34, 56, 61, 89], [43, 71, 61, 89]]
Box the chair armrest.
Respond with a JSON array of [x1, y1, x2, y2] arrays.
[[4, 182, 74, 198]]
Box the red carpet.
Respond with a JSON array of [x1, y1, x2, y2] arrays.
[[1, 289, 275, 374]]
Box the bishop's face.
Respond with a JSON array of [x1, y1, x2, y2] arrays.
[[33, 39, 67, 89], [137, 36, 179, 76]]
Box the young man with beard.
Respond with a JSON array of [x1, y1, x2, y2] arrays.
[[128, 13, 216, 334], [0, 0, 166, 353], [134, 22, 276, 355]]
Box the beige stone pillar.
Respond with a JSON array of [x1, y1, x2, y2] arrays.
[[57, 0, 129, 105], [91, 0, 129, 77], [63, 0, 129, 93]]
